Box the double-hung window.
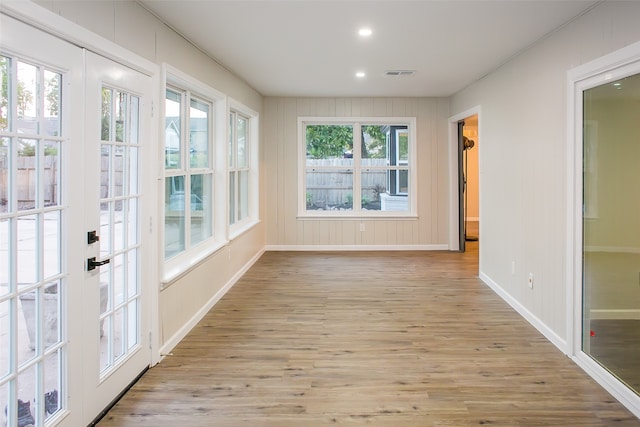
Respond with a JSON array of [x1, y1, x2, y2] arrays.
[[299, 117, 416, 216], [228, 101, 258, 236], [164, 87, 213, 259]]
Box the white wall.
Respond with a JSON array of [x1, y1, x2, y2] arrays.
[[450, 1, 640, 343], [34, 0, 266, 349], [263, 97, 450, 248]]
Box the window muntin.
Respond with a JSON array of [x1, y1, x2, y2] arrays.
[[163, 86, 213, 260], [301, 119, 414, 215]]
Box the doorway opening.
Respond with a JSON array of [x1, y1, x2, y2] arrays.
[[449, 108, 480, 255]]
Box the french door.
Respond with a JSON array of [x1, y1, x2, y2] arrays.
[[0, 14, 153, 426]]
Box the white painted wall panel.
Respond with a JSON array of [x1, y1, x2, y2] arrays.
[[450, 1, 640, 340], [263, 97, 450, 248]]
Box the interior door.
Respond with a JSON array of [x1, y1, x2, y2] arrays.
[[82, 51, 152, 423]]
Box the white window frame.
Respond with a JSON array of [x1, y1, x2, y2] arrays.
[[161, 65, 227, 284], [298, 116, 417, 218], [228, 98, 259, 239]]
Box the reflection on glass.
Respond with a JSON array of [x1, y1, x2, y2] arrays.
[[165, 89, 181, 169], [0, 138, 8, 214], [43, 282, 60, 350], [113, 145, 124, 198], [100, 201, 112, 259], [165, 176, 185, 257], [239, 170, 248, 221], [0, 219, 7, 294], [115, 91, 126, 143], [113, 307, 124, 361], [128, 197, 138, 247], [43, 211, 60, 279], [102, 87, 112, 142], [16, 363, 36, 424], [43, 350, 61, 419], [237, 115, 247, 168], [0, 56, 9, 131], [0, 299, 9, 377], [305, 169, 353, 211], [16, 61, 37, 135], [361, 125, 387, 160], [129, 95, 139, 144], [127, 300, 138, 349], [113, 254, 125, 306], [113, 204, 124, 253], [101, 144, 111, 199], [229, 171, 236, 225], [17, 215, 37, 285], [306, 124, 353, 162], [190, 174, 212, 245], [129, 146, 139, 195], [127, 249, 138, 299], [43, 141, 60, 207], [582, 73, 640, 396], [190, 98, 209, 169], [44, 70, 61, 137], [18, 291, 36, 363], [18, 139, 37, 211]]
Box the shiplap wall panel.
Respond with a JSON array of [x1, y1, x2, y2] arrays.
[[264, 96, 450, 249]]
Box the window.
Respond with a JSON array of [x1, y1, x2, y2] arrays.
[[163, 85, 214, 261], [299, 117, 416, 216], [228, 102, 258, 234]]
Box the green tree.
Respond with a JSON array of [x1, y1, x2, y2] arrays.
[[361, 125, 386, 159], [306, 125, 353, 159]]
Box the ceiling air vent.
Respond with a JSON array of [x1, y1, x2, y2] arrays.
[[384, 70, 415, 77]]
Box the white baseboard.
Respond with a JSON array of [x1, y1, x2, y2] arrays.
[[590, 309, 640, 320], [265, 244, 449, 251], [158, 248, 265, 359], [479, 272, 568, 354]]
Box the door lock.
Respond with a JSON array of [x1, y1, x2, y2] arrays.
[[87, 230, 100, 244], [87, 257, 110, 271]]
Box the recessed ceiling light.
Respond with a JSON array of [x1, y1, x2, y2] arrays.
[[358, 28, 372, 37], [355, 71, 366, 78]]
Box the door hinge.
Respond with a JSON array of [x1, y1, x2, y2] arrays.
[[149, 331, 152, 349]]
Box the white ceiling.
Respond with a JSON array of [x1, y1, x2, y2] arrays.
[[140, 0, 598, 98]]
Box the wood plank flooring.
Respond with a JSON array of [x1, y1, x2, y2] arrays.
[[97, 245, 639, 426]]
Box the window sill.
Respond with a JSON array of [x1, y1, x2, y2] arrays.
[[297, 213, 418, 220], [161, 239, 227, 289]]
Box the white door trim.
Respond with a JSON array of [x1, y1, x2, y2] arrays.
[[566, 39, 640, 420]]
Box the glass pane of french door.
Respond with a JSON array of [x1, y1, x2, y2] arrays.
[[0, 49, 68, 426], [582, 71, 640, 395], [97, 86, 141, 376]]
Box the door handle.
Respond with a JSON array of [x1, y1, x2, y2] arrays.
[[87, 257, 110, 271]]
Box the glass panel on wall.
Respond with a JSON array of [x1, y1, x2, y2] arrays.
[[582, 72, 640, 396], [190, 173, 211, 245]]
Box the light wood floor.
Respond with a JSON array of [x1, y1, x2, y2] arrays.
[[97, 243, 639, 426]]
